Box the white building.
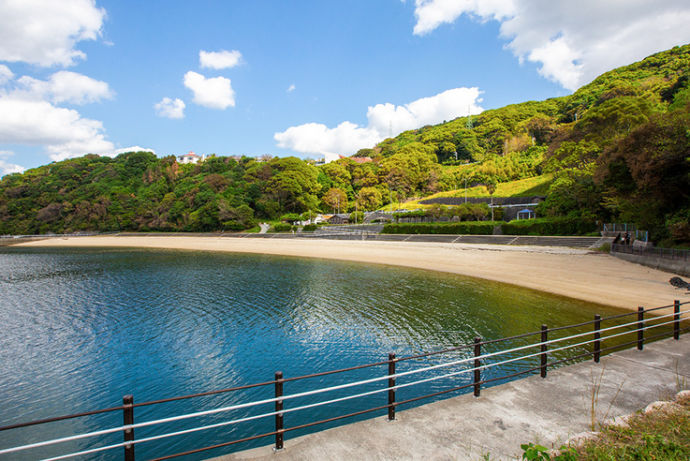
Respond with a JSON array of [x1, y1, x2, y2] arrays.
[[177, 151, 205, 164]]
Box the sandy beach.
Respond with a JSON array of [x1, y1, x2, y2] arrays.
[[14, 235, 689, 312]]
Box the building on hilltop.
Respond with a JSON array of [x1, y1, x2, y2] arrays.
[[177, 151, 205, 164]]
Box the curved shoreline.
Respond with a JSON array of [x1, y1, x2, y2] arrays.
[[14, 235, 689, 312]]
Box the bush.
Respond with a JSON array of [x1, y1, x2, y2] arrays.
[[279, 213, 301, 222], [501, 217, 598, 236], [382, 221, 497, 235], [302, 224, 318, 232], [270, 223, 294, 233]]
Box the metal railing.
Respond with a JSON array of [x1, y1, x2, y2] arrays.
[[1, 301, 687, 460], [612, 243, 690, 261]]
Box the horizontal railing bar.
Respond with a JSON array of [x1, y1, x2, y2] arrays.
[[282, 403, 390, 436], [476, 329, 543, 346], [395, 343, 473, 362], [545, 350, 597, 368], [548, 318, 599, 332], [0, 405, 125, 432], [394, 382, 476, 407], [149, 428, 278, 461], [2, 302, 686, 459], [477, 366, 542, 386], [79, 319, 685, 461], [7, 310, 686, 456], [3, 301, 682, 436], [281, 358, 391, 383], [645, 330, 675, 342], [133, 379, 277, 409], [599, 339, 641, 355]]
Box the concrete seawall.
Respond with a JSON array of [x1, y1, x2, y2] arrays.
[[213, 335, 690, 461], [612, 251, 690, 277]]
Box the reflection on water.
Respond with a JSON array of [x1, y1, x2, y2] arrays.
[[0, 248, 632, 459]]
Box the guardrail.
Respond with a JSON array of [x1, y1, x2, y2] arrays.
[[612, 243, 690, 261], [0, 301, 687, 460]]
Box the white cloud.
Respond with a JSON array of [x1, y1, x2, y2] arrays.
[[16, 71, 113, 105], [287, 84, 296, 93], [413, 0, 515, 36], [0, 151, 25, 176], [183, 71, 235, 109], [275, 122, 382, 156], [412, 0, 690, 91], [154, 97, 185, 119], [199, 50, 243, 69], [0, 0, 105, 67], [0, 65, 13, 85], [0, 96, 113, 161], [275, 87, 482, 155]]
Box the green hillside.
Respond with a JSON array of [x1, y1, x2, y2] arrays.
[[1, 44, 689, 244]]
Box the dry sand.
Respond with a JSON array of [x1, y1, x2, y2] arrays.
[[16, 235, 689, 312]]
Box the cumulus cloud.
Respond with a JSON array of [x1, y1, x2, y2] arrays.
[[0, 0, 105, 67], [0, 151, 25, 176], [275, 87, 482, 155], [0, 96, 114, 161], [0, 65, 13, 85], [154, 97, 185, 119], [287, 84, 296, 93], [199, 49, 243, 69], [15, 71, 113, 105], [413, 0, 515, 35], [183, 71, 235, 109], [412, 0, 690, 90]]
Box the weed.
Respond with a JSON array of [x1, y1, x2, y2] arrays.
[[585, 365, 625, 430]]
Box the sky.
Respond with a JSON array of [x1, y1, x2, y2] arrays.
[[1, 0, 690, 176]]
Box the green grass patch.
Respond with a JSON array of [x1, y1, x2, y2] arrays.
[[390, 174, 554, 211], [568, 394, 689, 460]]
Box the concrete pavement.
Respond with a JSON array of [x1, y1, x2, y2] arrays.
[[213, 335, 690, 461]]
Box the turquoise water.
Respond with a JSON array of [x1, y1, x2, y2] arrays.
[[0, 248, 630, 459]]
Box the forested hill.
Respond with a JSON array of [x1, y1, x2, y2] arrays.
[[1, 44, 689, 245]]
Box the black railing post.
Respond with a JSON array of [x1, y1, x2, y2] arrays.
[[274, 372, 284, 450], [637, 306, 644, 350], [674, 300, 680, 340], [593, 314, 601, 363], [123, 395, 135, 461], [473, 337, 481, 397], [388, 353, 396, 421], [540, 325, 548, 378]]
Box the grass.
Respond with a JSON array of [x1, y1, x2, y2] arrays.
[[573, 394, 689, 460], [521, 393, 690, 460], [389, 174, 553, 211]]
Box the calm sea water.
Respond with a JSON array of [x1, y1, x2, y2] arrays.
[[0, 248, 630, 460]]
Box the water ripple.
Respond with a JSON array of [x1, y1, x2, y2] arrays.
[[0, 248, 630, 460]]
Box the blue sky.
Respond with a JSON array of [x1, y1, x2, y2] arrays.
[[1, 0, 690, 175]]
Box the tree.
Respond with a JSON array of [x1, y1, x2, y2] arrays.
[[322, 188, 347, 213], [356, 187, 383, 211]]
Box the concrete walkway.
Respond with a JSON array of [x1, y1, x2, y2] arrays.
[[214, 335, 690, 461]]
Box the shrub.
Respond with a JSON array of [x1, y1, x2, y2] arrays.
[[270, 223, 294, 233], [382, 221, 497, 235], [302, 224, 318, 232], [501, 217, 598, 236]]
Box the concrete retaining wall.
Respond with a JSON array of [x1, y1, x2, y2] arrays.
[[612, 252, 690, 277]]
